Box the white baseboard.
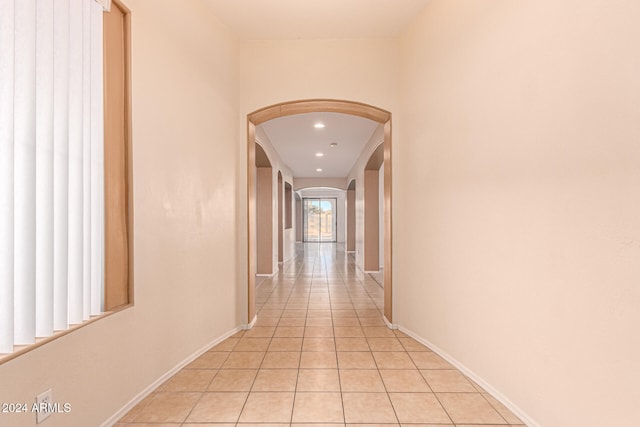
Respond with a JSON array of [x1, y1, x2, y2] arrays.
[[398, 326, 538, 427], [256, 271, 277, 278], [383, 315, 398, 330], [101, 326, 241, 427], [242, 315, 258, 330]]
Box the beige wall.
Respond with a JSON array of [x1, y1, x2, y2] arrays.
[[364, 169, 380, 271], [397, 1, 640, 426], [293, 177, 347, 191], [346, 189, 356, 251], [238, 39, 400, 115], [255, 128, 295, 267], [0, 2, 240, 425], [256, 166, 273, 274], [295, 194, 303, 242], [378, 164, 385, 269], [347, 126, 385, 272]]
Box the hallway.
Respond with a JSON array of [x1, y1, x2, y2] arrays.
[[116, 243, 523, 426]]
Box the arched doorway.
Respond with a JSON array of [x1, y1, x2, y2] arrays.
[[247, 100, 393, 325]]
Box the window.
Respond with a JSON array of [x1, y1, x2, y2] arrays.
[[0, 0, 131, 361]]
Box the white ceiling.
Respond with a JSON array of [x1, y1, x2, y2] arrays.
[[203, 0, 431, 40], [259, 112, 379, 178]]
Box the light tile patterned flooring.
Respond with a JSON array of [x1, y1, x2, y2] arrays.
[[116, 243, 525, 426]]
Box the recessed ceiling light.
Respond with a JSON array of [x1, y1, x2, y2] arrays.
[[315, 152, 324, 157], [314, 123, 325, 129], [330, 142, 338, 147], [316, 168, 323, 172]]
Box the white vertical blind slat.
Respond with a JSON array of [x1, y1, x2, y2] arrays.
[[35, 0, 55, 338], [82, 0, 92, 321], [14, 0, 37, 345], [90, 1, 105, 315], [0, 0, 16, 353], [67, 0, 85, 325], [1, 0, 103, 355], [53, 0, 71, 332]]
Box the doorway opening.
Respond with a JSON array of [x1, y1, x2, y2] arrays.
[[247, 99, 393, 325]]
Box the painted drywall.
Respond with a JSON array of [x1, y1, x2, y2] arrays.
[[293, 177, 347, 191], [0, 2, 239, 425], [255, 127, 296, 267], [295, 194, 302, 242], [256, 166, 273, 274], [346, 188, 356, 251], [347, 126, 385, 272], [379, 164, 385, 269], [397, 1, 640, 426], [239, 39, 399, 114], [364, 169, 380, 271]]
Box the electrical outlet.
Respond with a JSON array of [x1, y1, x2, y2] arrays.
[[35, 389, 53, 424]]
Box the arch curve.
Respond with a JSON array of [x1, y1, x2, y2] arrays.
[[249, 99, 390, 126], [295, 185, 346, 193]]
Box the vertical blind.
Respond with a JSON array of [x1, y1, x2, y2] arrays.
[[0, 0, 105, 354]]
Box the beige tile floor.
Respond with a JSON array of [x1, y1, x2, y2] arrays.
[[116, 243, 525, 427]]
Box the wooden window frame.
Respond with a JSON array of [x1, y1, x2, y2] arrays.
[[103, 0, 133, 312], [0, 0, 132, 365]]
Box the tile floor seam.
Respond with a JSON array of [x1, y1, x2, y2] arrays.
[[179, 387, 207, 424], [328, 265, 347, 425]]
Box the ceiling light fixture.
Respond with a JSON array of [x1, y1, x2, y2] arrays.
[[315, 152, 324, 157], [314, 123, 325, 129], [316, 168, 323, 172], [330, 142, 338, 147]]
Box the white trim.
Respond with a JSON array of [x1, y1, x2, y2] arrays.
[[100, 326, 241, 427], [398, 325, 539, 427], [94, 0, 111, 12], [364, 270, 380, 274], [254, 134, 266, 147], [256, 271, 277, 278], [243, 315, 258, 330], [383, 315, 398, 330]]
